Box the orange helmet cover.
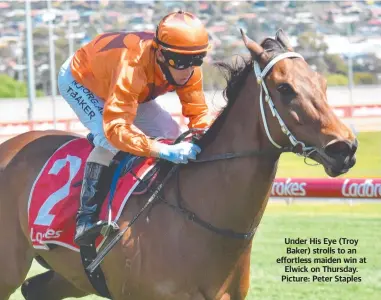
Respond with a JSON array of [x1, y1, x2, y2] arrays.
[[155, 11, 210, 54]]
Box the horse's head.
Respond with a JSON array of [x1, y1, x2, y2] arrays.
[[241, 29, 357, 177]]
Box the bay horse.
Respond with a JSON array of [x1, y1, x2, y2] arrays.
[[1, 29, 356, 300]]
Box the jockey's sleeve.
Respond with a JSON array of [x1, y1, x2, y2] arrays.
[[176, 67, 212, 129], [103, 65, 154, 157]]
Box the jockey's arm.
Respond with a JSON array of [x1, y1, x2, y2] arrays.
[[103, 66, 154, 157], [176, 67, 213, 129]]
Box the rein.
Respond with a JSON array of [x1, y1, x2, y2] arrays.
[[193, 148, 289, 162]]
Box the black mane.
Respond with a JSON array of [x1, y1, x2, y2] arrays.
[[197, 37, 286, 149]]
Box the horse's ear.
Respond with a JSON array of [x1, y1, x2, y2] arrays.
[[275, 28, 294, 51], [240, 28, 269, 64]]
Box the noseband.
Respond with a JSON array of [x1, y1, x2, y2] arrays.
[[254, 52, 317, 157]]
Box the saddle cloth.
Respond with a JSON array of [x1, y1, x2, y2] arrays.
[[28, 138, 157, 252]]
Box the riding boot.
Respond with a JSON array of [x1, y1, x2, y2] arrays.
[[74, 161, 108, 246]]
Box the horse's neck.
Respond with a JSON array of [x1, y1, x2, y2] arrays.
[[182, 72, 279, 238]]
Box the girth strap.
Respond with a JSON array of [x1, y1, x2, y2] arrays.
[[80, 244, 112, 299]]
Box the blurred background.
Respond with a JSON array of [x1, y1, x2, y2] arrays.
[[1, 0, 381, 131], [2, 1, 380, 300]]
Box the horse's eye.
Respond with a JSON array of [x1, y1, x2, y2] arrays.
[[277, 83, 295, 95]]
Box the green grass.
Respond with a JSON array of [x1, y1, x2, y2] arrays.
[[276, 131, 381, 178], [247, 203, 381, 300], [10, 203, 381, 300]]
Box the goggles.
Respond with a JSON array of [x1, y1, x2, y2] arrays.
[[161, 50, 206, 70]]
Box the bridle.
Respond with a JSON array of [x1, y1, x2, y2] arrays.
[[178, 52, 319, 163], [254, 52, 317, 158]]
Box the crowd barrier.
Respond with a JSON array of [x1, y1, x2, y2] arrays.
[[0, 113, 188, 143], [272, 178, 381, 199], [332, 103, 381, 118], [1, 103, 381, 143]]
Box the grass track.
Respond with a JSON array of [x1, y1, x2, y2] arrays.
[[276, 131, 381, 178], [247, 203, 381, 300]]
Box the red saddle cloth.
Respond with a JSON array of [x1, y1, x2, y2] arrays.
[[28, 138, 157, 251]]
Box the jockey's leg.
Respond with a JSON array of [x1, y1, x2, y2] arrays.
[[74, 146, 114, 246], [133, 99, 182, 140], [58, 56, 118, 246]]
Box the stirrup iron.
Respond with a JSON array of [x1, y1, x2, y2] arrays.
[[100, 221, 119, 237]]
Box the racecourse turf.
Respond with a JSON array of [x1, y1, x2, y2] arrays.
[[9, 132, 381, 299]]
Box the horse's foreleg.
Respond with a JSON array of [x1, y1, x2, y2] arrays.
[[21, 270, 88, 300]]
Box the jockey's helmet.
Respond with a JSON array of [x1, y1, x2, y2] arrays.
[[154, 10, 210, 70]]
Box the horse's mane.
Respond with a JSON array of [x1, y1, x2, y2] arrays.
[[197, 37, 286, 149], [156, 37, 286, 182]]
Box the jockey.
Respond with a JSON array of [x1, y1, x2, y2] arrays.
[[57, 10, 212, 246]]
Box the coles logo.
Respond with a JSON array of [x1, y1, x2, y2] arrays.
[[30, 228, 62, 244], [271, 178, 306, 197], [342, 179, 381, 198]]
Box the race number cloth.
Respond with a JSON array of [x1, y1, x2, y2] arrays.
[[28, 138, 156, 251]]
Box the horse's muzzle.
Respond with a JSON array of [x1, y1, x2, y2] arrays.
[[312, 139, 358, 177]]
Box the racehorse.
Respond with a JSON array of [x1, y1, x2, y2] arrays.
[[0, 29, 357, 300]]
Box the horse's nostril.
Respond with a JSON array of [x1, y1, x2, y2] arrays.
[[325, 141, 352, 158], [351, 139, 358, 155]]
